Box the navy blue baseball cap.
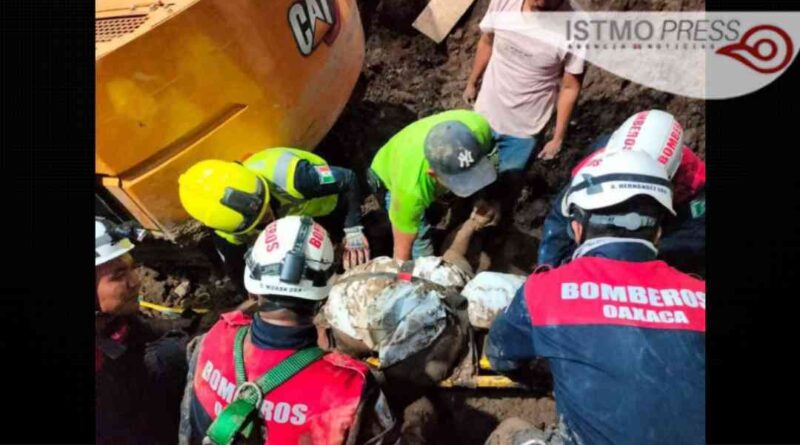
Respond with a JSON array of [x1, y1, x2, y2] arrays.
[[424, 120, 497, 197]]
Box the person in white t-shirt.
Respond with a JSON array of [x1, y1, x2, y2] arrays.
[[464, 0, 585, 169]]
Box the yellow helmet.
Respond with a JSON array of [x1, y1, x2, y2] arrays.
[[178, 160, 271, 234]]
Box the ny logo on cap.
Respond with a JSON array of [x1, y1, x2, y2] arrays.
[[458, 150, 475, 168]]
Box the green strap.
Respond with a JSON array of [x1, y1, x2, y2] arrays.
[[234, 327, 249, 386], [204, 326, 326, 445]]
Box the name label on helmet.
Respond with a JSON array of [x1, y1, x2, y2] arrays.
[[289, 0, 338, 56], [613, 182, 670, 196]]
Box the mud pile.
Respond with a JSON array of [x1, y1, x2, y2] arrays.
[[135, 231, 242, 330]]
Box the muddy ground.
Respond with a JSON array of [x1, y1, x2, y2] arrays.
[[135, 0, 705, 442]]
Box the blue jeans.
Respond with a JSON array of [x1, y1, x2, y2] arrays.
[[384, 192, 434, 259], [494, 131, 539, 173]]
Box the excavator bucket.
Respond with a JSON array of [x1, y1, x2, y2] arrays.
[[96, 0, 365, 237]]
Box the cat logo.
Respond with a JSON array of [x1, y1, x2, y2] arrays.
[[289, 0, 341, 56]]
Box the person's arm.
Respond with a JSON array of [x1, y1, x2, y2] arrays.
[[392, 227, 416, 261], [178, 335, 205, 445], [442, 219, 479, 267], [538, 71, 584, 160], [442, 204, 499, 269], [464, 0, 501, 105], [463, 32, 494, 105], [295, 162, 370, 269], [486, 286, 538, 372], [536, 185, 575, 267], [294, 162, 362, 228]]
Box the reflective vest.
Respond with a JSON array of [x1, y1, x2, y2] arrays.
[[244, 148, 338, 218], [193, 311, 369, 445]]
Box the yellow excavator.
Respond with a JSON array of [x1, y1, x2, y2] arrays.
[[95, 0, 364, 238]]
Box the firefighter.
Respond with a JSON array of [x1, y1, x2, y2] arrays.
[[179, 216, 396, 445], [367, 110, 498, 260], [486, 151, 705, 445], [538, 110, 706, 275], [95, 217, 190, 445], [179, 147, 370, 296]]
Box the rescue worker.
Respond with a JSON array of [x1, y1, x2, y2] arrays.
[[537, 110, 706, 274], [95, 217, 191, 445], [179, 216, 396, 445], [179, 147, 370, 295], [367, 109, 498, 260], [486, 151, 706, 445]]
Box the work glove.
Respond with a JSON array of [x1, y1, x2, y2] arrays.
[[343, 225, 370, 270]]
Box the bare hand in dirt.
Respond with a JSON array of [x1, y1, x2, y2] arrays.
[[538, 138, 563, 160], [469, 204, 500, 230], [463, 82, 477, 105]]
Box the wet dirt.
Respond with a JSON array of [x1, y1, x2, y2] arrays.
[[134, 236, 243, 331], [399, 392, 555, 445]]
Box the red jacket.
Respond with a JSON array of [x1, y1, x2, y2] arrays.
[[191, 311, 370, 445], [488, 241, 706, 445]]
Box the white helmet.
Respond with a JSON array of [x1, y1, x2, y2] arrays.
[[605, 109, 684, 179], [561, 150, 676, 218], [95, 217, 134, 266], [244, 216, 335, 301]]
